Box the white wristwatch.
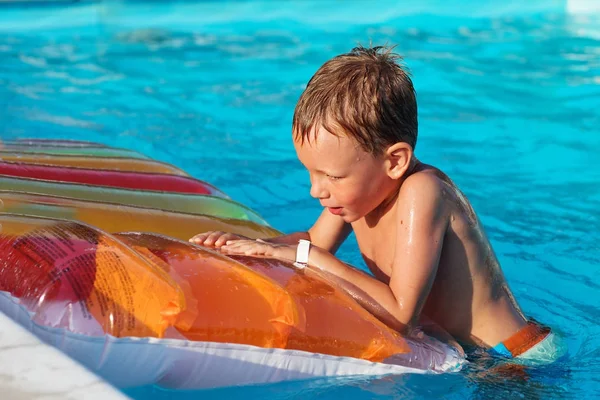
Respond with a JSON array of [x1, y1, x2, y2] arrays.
[[293, 239, 311, 269]]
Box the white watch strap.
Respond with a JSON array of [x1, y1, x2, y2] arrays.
[[293, 239, 311, 269]]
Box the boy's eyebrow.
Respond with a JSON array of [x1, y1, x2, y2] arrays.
[[298, 161, 325, 174], [297, 158, 346, 175], [306, 166, 344, 175]]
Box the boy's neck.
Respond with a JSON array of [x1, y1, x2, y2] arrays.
[[364, 158, 423, 227]]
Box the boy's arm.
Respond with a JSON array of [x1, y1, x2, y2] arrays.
[[220, 174, 447, 333], [267, 209, 351, 254], [385, 174, 449, 329], [305, 173, 449, 332], [308, 209, 353, 254], [191, 209, 350, 251], [219, 174, 449, 332]]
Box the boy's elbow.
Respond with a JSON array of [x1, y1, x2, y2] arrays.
[[389, 300, 422, 335], [389, 314, 416, 335], [371, 300, 415, 334]]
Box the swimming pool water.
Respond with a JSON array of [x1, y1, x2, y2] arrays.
[[1, 1, 599, 399]]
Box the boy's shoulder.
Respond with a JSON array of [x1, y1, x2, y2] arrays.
[[396, 164, 476, 228], [398, 165, 450, 200], [392, 165, 458, 225]]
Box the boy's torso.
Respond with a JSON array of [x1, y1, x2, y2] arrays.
[[351, 165, 527, 347]]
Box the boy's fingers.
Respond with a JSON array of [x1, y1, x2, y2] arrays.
[[221, 241, 246, 251], [222, 241, 268, 256], [189, 233, 209, 243], [205, 231, 224, 245], [215, 234, 235, 246], [224, 239, 247, 246]]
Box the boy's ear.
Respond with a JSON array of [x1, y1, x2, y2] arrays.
[[384, 142, 413, 179]]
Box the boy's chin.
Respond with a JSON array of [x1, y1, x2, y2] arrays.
[[338, 211, 362, 224], [325, 206, 363, 223]]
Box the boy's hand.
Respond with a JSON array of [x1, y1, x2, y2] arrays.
[[220, 239, 296, 263], [188, 231, 250, 248]]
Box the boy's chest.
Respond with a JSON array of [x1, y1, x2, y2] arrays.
[[352, 222, 396, 281]]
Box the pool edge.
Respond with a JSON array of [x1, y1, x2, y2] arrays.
[[0, 310, 129, 400]]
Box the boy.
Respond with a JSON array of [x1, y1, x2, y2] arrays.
[[190, 46, 559, 362]]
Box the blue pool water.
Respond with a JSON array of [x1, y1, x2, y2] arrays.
[[1, 1, 599, 398]]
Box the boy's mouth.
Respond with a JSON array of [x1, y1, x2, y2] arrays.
[[327, 207, 343, 215]]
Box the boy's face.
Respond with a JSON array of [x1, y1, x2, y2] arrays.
[[294, 125, 398, 223]]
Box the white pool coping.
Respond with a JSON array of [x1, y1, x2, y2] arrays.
[[0, 310, 129, 400]]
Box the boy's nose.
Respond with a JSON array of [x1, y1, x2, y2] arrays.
[[309, 181, 328, 199], [310, 185, 329, 199], [308, 173, 328, 199]]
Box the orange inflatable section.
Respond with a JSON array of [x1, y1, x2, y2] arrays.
[[229, 255, 411, 362], [118, 233, 410, 362], [0, 151, 188, 176], [0, 215, 298, 346], [116, 233, 300, 349], [0, 215, 185, 338], [0, 214, 411, 362], [0, 191, 280, 240]]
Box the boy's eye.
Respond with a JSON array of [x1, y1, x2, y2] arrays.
[[326, 174, 342, 180]]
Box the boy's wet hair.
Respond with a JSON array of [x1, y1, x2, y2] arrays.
[[293, 45, 417, 155]]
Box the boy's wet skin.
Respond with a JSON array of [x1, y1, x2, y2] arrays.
[[355, 164, 527, 347], [295, 125, 527, 347]]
